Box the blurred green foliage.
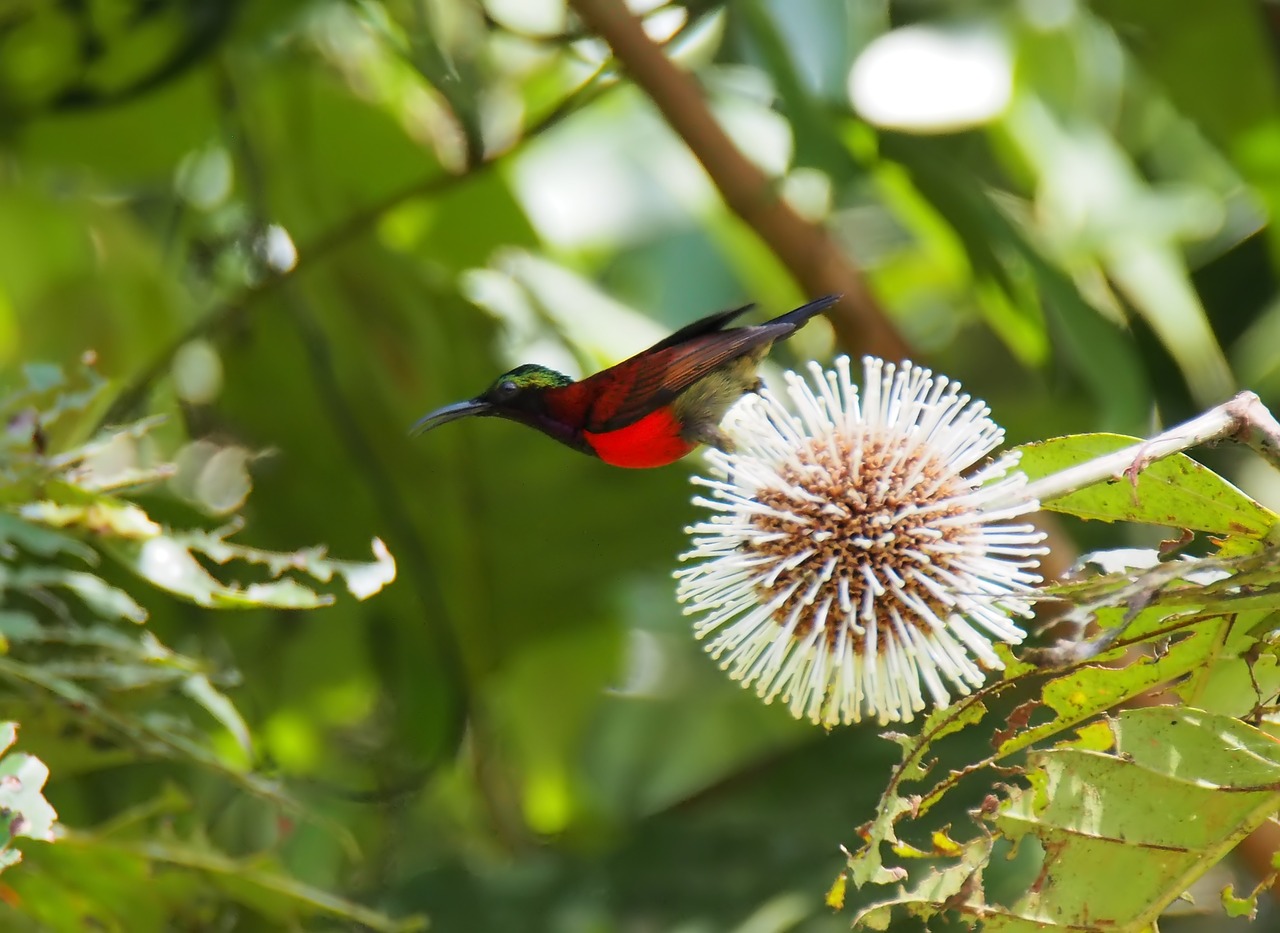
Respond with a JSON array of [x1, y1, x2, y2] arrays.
[[1, 0, 1279, 929]]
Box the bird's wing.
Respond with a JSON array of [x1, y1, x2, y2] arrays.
[[550, 296, 840, 434], [642, 303, 755, 354], [577, 327, 779, 433]]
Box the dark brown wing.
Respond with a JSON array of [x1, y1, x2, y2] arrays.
[[578, 327, 778, 433], [572, 295, 839, 433], [642, 303, 754, 353]]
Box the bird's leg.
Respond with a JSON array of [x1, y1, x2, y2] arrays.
[[685, 422, 736, 453]]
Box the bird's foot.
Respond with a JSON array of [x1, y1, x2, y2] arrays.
[[687, 424, 736, 453]]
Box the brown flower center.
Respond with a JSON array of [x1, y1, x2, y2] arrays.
[[746, 432, 976, 652]]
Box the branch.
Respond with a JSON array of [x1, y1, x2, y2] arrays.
[[1021, 391, 1280, 505], [566, 0, 911, 361]]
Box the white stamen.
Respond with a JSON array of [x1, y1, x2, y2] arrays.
[[675, 355, 1046, 726]]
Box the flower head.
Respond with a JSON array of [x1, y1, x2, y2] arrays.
[[675, 356, 1046, 726]]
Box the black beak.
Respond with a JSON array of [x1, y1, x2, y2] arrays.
[[410, 399, 492, 436]]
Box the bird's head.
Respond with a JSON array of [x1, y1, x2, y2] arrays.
[[411, 364, 574, 436]]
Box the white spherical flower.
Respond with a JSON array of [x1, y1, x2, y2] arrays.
[[675, 356, 1047, 726]]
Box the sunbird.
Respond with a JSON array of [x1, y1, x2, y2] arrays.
[[411, 295, 838, 468]]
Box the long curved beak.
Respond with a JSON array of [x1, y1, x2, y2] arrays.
[[410, 399, 492, 436]]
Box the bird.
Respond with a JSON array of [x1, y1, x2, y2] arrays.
[[411, 294, 839, 468]]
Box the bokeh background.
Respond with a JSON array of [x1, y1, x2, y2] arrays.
[[3, 0, 1280, 929]]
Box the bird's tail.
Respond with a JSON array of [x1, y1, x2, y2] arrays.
[[768, 294, 841, 332]]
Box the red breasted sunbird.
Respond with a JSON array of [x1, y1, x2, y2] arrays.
[[411, 295, 838, 468]]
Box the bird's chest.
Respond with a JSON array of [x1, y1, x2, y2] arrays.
[[582, 407, 696, 468], [671, 354, 766, 429]]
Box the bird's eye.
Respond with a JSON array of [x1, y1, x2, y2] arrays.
[[495, 380, 518, 399]]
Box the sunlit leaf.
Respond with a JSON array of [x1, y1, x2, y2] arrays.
[[5, 566, 147, 624], [1017, 433, 1278, 536], [0, 722, 59, 874]]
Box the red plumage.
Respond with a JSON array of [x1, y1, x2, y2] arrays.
[[582, 407, 694, 468]]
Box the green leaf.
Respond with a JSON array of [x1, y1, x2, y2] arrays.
[[994, 607, 1230, 759], [855, 708, 1280, 928], [20, 495, 162, 540], [0, 514, 95, 563], [5, 566, 147, 624], [19, 493, 396, 608], [994, 708, 1280, 928], [105, 537, 333, 610], [1222, 882, 1261, 920], [1016, 433, 1279, 536], [179, 529, 397, 601]]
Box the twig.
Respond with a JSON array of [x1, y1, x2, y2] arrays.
[[1014, 390, 1280, 667], [566, 0, 910, 361], [1021, 391, 1280, 505]]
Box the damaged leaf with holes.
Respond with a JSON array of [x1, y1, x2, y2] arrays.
[[850, 709, 1280, 929], [0, 723, 58, 874], [840, 517, 1280, 928]]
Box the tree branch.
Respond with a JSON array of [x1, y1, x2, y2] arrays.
[[1021, 391, 1280, 505], [567, 0, 910, 360]]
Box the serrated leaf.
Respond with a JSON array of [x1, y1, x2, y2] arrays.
[[855, 708, 1280, 929], [845, 793, 914, 888], [889, 699, 990, 782], [18, 482, 395, 608], [852, 831, 995, 929], [1016, 434, 1278, 536], [108, 536, 334, 609], [994, 608, 1228, 758], [20, 497, 162, 540], [180, 530, 397, 601]]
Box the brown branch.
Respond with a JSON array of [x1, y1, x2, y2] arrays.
[[565, 0, 1085, 589], [567, 0, 910, 361]]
